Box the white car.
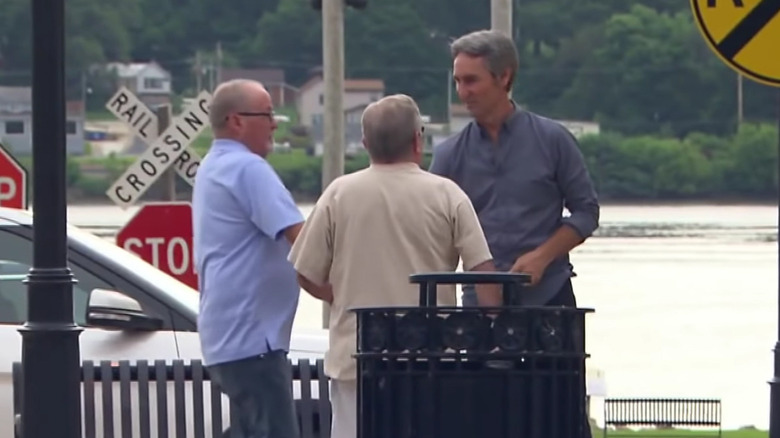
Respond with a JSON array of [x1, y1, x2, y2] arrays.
[[0, 207, 330, 438]]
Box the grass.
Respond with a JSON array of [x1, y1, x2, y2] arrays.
[[86, 110, 116, 122], [593, 428, 765, 437], [191, 129, 213, 157]]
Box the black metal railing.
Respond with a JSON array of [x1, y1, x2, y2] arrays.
[[603, 398, 722, 437]]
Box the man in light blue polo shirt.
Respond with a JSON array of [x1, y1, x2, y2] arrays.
[[192, 78, 304, 438]]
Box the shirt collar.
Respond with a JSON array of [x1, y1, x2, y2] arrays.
[[368, 162, 421, 172], [211, 138, 250, 151], [474, 100, 524, 140]]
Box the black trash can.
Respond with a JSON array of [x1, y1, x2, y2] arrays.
[[353, 272, 594, 438]]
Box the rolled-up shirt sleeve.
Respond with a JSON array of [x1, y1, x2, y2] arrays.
[[287, 197, 333, 286], [238, 159, 303, 240], [451, 192, 493, 270], [555, 129, 600, 239]]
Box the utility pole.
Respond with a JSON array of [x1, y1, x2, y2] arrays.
[[321, 0, 345, 328], [195, 51, 202, 92], [737, 73, 744, 126], [216, 41, 223, 86], [155, 104, 175, 201], [772, 87, 780, 438], [209, 54, 215, 92], [80, 71, 86, 117], [491, 0, 513, 36]]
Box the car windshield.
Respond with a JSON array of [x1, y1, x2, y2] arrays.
[[66, 223, 200, 314]]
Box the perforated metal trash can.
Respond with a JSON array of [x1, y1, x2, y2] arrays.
[[353, 272, 594, 438]]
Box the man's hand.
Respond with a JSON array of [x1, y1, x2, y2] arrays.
[[512, 225, 584, 286], [510, 249, 552, 286], [319, 283, 334, 304], [297, 273, 334, 304]]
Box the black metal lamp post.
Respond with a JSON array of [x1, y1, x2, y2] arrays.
[[18, 1, 83, 438], [772, 89, 780, 438]]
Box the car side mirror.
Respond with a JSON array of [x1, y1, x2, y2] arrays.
[[86, 288, 163, 331]]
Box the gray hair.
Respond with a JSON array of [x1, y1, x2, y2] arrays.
[[361, 94, 422, 162], [208, 79, 260, 131], [450, 30, 518, 91]]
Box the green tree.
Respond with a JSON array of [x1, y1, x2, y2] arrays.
[[713, 123, 778, 196], [250, 0, 324, 86], [556, 5, 736, 136], [344, 1, 449, 115]]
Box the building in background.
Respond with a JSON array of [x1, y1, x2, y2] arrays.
[[219, 68, 297, 108], [296, 71, 385, 154], [106, 61, 172, 108], [0, 86, 85, 155]]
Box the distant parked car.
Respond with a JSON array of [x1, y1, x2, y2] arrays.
[[0, 207, 330, 438]]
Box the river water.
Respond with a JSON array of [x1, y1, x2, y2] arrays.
[[66, 202, 778, 430]]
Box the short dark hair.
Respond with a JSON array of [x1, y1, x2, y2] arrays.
[[450, 30, 519, 92]]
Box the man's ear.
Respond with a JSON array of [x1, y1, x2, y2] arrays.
[[500, 68, 514, 91], [413, 133, 423, 155]]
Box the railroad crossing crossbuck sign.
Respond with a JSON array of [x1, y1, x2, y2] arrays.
[[0, 141, 28, 210], [106, 90, 212, 209], [690, 0, 780, 87], [105, 87, 206, 186]]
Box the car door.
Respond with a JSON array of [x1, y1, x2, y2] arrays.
[[0, 225, 181, 438]]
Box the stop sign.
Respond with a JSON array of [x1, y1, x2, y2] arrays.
[[116, 202, 198, 290], [0, 142, 28, 210]]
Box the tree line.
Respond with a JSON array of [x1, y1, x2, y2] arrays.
[[1, 0, 777, 204], [12, 121, 768, 204], [0, 0, 777, 139]]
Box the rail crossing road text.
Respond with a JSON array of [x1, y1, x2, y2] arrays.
[[106, 87, 158, 143], [106, 87, 205, 183], [106, 91, 212, 208]]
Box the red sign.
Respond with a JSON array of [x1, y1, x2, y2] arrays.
[[0, 142, 28, 210], [116, 202, 198, 290]]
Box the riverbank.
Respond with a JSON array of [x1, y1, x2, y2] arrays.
[[592, 428, 764, 437], [60, 195, 779, 208], [14, 121, 778, 205]]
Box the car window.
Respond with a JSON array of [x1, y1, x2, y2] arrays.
[[0, 227, 112, 326]]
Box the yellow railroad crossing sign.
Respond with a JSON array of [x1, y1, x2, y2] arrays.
[[690, 0, 780, 87]]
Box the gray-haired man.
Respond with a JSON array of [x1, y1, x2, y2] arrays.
[[289, 94, 502, 438], [429, 29, 599, 437]]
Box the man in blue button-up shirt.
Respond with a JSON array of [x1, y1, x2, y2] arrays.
[[430, 29, 600, 309], [192, 79, 304, 438], [430, 30, 600, 438]]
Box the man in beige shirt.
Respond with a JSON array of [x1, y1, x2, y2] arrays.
[[287, 94, 501, 438]]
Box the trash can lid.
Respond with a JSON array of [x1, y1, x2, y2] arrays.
[[409, 271, 531, 285]]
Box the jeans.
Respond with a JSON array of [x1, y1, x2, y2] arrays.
[[208, 350, 300, 438]]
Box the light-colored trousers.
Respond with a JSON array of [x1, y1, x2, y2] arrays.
[[330, 379, 358, 438]]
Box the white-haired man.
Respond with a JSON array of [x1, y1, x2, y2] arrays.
[[288, 94, 502, 438]]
